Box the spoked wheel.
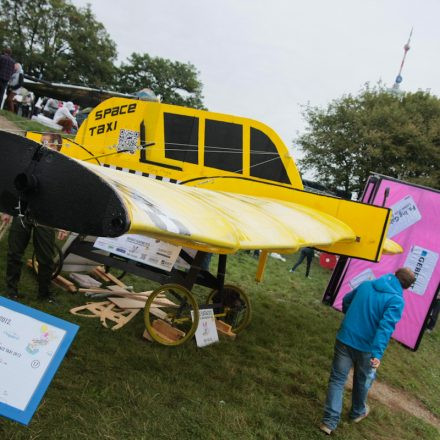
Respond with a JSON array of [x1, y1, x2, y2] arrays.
[[144, 284, 199, 346], [32, 243, 64, 280], [206, 284, 251, 334]]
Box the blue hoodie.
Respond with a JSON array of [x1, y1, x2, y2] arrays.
[[337, 274, 405, 359]]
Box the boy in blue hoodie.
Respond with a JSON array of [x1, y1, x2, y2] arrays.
[[320, 267, 415, 435]]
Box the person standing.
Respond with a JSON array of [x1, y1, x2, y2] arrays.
[[6, 62, 23, 112], [320, 267, 415, 435], [2, 133, 66, 303], [0, 48, 15, 108], [289, 247, 314, 277]]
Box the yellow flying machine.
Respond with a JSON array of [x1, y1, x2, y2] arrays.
[[0, 97, 401, 345]]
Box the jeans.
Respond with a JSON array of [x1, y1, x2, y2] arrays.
[[322, 340, 371, 430], [290, 250, 313, 277]]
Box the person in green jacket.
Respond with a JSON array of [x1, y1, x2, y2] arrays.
[[1, 133, 67, 302]]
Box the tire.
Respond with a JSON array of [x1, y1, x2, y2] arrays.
[[144, 284, 199, 346], [206, 284, 251, 334]]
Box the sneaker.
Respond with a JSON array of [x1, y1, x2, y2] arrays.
[[37, 295, 56, 304], [7, 292, 24, 300], [289, 269, 295, 273], [319, 424, 332, 435], [352, 405, 370, 423]]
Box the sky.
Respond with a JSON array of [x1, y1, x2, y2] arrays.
[[72, 0, 440, 164]]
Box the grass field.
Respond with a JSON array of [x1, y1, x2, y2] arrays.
[[0, 244, 439, 440], [0, 109, 56, 133], [0, 113, 439, 439]]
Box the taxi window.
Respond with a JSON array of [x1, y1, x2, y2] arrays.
[[164, 113, 198, 164], [250, 127, 290, 184], [205, 119, 243, 172]]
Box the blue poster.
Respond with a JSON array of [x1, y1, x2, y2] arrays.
[[0, 296, 79, 425]]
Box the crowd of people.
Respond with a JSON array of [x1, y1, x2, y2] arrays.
[[0, 47, 79, 133]]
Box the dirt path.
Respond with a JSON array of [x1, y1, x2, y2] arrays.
[[347, 371, 440, 431], [0, 114, 21, 133]]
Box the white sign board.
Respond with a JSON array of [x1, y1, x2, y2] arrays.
[[388, 195, 422, 238], [0, 298, 78, 425], [404, 245, 439, 296], [0, 307, 66, 410], [349, 268, 376, 290], [173, 247, 198, 271], [191, 308, 219, 348], [94, 234, 181, 272]]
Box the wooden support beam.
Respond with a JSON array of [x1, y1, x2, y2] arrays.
[[151, 319, 185, 342], [216, 320, 236, 340]]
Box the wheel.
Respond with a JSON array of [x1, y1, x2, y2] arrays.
[[32, 243, 64, 280], [206, 284, 251, 334], [144, 284, 199, 346]]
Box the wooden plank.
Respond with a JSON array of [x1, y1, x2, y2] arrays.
[[109, 296, 146, 309], [107, 284, 130, 293], [69, 273, 102, 288], [52, 274, 77, 293], [78, 287, 112, 294], [70, 300, 140, 330], [152, 319, 185, 341], [0, 221, 10, 242], [94, 267, 127, 288], [100, 305, 140, 331], [82, 289, 150, 302], [27, 258, 77, 293], [149, 307, 169, 320], [90, 267, 111, 282], [142, 329, 153, 342], [216, 320, 237, 340], [108, 295, 175, 309], [70, 301, 112, 317]]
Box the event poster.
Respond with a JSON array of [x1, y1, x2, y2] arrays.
[[328, 176, 440, 350], [191, 308, 219, 348], [94, 234, 182, 272], [0, 297, 78, 425]]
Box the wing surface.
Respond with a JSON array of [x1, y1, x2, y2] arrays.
[[0, 132, 401, 258], [83, 162, 356, 253]]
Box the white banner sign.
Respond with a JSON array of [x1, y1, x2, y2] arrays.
[[0, 307, 66, 411], [192, 308, 219, 348], [94, 234, 181, 272], [403, 245, 439, 296], [349, 268, 376, 290], [388, 195, 422, 238]]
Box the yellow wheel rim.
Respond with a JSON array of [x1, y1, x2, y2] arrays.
[[206, 284, 251, 334], [144, 284, 199, 346]]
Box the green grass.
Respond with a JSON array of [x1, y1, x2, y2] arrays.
[[0, 109, 55, 133], [0, 243, 439, 439]]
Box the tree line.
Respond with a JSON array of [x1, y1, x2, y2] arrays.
[[0, 0, 204, 109], [1, 1, 438, 192], [297, 83, 440, 195]]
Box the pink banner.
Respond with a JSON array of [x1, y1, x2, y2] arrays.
[[332, 176, 440, 350]]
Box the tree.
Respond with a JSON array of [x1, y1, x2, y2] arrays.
[[117, 53, 205, 109], [296, 84, 440, 196], [0, 0, 117, 87]]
